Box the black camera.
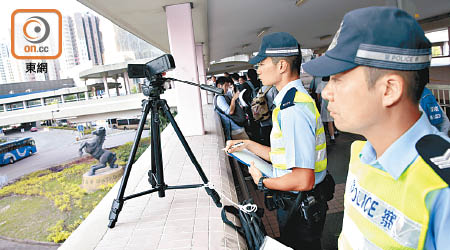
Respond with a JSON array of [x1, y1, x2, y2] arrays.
[[128, 53, 223, 97], [128, 54, 176, 96], [128, 54, 175, 80]]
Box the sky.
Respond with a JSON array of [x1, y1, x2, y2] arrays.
[[0, 0, 118, 59]]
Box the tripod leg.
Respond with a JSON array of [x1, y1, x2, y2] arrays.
[[151, 101, 166, 197], [159, 100, 222, 207], [149, 106, 157, 188], [108, 99, 151, 228]]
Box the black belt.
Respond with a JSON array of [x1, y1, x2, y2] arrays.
[[265, 183, 324, 210]]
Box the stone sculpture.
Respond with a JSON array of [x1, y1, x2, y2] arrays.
[[79, 127, 118, 176]]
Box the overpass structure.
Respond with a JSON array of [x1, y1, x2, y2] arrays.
[[0, 87, 178, 127], [0, 58, 184, 127]]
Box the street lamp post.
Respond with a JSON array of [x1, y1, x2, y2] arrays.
[[51, 110, 60, 126]]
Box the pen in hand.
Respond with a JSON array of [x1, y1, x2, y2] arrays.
[[222, 142, 244, 152]]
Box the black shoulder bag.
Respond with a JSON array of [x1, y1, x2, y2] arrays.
[[221, 200, 266, 250]]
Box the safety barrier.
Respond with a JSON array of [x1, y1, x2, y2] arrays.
[[428, 84, 450, 115]]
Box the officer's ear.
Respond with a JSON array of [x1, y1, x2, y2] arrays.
[[277, 59, 290, 74], [378, 73, 404, 107]]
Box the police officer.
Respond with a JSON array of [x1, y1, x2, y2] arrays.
[[303, 7, 450, 250], [226, 32, 328, 250]]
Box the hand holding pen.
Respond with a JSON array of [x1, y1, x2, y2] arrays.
[[224, 140, 246, 153]]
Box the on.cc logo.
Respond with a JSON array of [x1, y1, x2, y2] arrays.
[[11, 9, 62, 60]]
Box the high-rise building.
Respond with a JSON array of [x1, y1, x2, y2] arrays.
[[73, 13, 90, 65], [0, 41, 23, 84], [61, 16, 80, 69], [0, 43, 9, 84], [73, 12, 104, 65], [114, 25, 162, 60]]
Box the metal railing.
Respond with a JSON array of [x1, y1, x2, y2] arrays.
[[428, 84, 450, 115]]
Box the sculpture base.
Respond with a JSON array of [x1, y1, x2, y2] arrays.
[[81, 166, 124, 192]]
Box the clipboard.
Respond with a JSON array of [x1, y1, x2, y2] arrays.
[[227, 149, 274, 177]]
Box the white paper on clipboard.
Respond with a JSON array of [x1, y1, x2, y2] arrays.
[[227, 149, 274, 178]]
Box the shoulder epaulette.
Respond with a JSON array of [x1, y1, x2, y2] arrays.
[[416, 134, 450, 185], [280, 87, 297, 110]]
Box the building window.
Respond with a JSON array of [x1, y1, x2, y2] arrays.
[[64, 94, 78, 102], [44, 96, 62, 106], [26, 99, 42, 108], [426, 29, 449, 58], [78, 92, 86, 100], [6, 102, 24, 111]]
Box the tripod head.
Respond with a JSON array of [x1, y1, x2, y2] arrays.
[[128, 54, 224, 98]]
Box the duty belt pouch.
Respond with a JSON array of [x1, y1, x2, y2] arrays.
[[300, 195, 322, 226], [286, 192, 322, 227], [319, 171, 336, 201], [221, 200, 266, 250], [264, 190, 285, 211]]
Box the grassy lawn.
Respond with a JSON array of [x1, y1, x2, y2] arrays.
[[0, 195, 65, 241], [0, 161, 112, 242], [43, 126, 95, 135]]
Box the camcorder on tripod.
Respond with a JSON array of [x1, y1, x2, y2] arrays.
[[108, 54, 223, 228]]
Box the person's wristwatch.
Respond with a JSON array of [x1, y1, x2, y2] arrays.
[[257, 176, 268, 191]]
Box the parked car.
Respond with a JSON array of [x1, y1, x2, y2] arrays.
[[30, 127, 38, 132]]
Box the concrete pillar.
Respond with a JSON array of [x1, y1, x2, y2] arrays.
[[165, 3, 204, 136], [123, 71, 131, 95], [92, 87, 96, 98], [102, 76, 110, 98], [196, 43, 208, 105], [40, 98, 44, 106], [23, 100, 27, 109], [113, 75, 120, 96], [138, 82, 142, 93], [121, 73, 129, 95], [61, 95, 65, 103], [448, 27, 450, 56], [3, 104, 6, 111]]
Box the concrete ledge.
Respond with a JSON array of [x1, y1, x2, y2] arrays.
[[60, 105, 246, 250]]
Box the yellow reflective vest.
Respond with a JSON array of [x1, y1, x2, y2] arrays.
[[269, 87, 327, 172], [338, 141, 448, 250]]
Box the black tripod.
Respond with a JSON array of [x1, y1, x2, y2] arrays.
[[108, 77, 222, 228]]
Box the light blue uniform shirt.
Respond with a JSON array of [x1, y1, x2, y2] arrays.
[[271, 79, 326, 185], [359, 112, 450, 250], [215, 95, 244, 132]]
